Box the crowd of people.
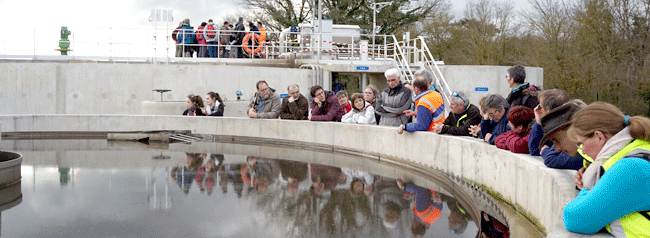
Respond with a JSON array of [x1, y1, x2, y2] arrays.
[[172, 17, 267, 58], [181, 65, 650, 237]]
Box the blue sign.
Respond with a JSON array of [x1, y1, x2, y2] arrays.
[[280, 93, 288, 98], [356, 66, 369, 71], [475, 87, 488, 92]]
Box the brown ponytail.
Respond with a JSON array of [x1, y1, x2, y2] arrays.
[[568, 102, 650, 141]]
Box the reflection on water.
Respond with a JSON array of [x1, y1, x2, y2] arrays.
[[1, 141, 510, 237]]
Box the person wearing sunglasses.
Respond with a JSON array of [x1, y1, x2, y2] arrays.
[[563, 102, 650, 237], [433, 91, 481, 136]]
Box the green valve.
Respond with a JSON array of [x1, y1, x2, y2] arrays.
[[58, 26, 72, 55]]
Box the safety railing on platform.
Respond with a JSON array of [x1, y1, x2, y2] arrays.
[[390, 35, 452, 114], [0, 25, 402, 64]]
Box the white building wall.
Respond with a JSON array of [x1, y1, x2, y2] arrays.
[[0, 62, 312, 115], [0, 62, 542, 115]]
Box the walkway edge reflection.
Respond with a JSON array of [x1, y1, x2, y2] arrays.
[[0, 115, 585, 237]]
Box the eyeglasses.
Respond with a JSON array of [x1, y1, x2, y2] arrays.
[[487, 109, 499, 117]]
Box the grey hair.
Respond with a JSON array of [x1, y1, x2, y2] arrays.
[[414, 69, 434, 85], [451, 91, 469, 105], [567, 99, 587, 108], [484, 94, 509, 110], [384, 68, 401, 79], [183, 18, 190, 24], [287, 84, 299, 91], [366, 85, 380, 102]]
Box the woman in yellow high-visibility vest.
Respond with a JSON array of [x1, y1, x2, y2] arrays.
[[563, 102, 650, 237]]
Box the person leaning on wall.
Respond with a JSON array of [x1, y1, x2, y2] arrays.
[[279, 84, 309, 120], [563, 102, 650, 237], [247, 80, 281, 119], [433, 91, 481, 136]]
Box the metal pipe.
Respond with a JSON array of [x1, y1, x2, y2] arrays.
[[318, 0, 322, 61]]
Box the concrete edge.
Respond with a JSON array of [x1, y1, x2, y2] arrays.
[[0, 115, 596, 237]]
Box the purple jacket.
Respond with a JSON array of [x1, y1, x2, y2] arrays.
[[311, 90, 345, 122]]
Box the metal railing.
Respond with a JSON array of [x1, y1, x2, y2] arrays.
[[0, 26, 403, 64], [390, 35, 452, 114]]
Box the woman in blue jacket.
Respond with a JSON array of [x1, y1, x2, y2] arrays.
[[563, 102, 650, 237]]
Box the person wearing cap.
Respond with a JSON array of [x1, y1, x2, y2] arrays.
[[397, 78, 444, 134], [396, 179, 443, 237], [495, 105, 535, 154], [538, 100, 586, 170], [528, 89, 570, 156], [434, 91, 481, 136], [563, 102, 650, 237]]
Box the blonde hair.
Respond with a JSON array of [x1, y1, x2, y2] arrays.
[[568, 102, 650, 141], [478, 96, 488, 113]]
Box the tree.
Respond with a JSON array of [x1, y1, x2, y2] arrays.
[[243, 0, 440, 35], [242, 0, 312, 32]]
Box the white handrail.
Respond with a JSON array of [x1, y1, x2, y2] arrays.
[[390, 35, 416, 82], [418, 36, 452, 98]]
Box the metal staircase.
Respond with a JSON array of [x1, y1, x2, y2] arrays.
[[391, 35, 453, 111]]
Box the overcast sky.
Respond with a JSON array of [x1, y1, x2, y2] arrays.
[[0, 0, 533, 28], [0, 0, 532, 56]]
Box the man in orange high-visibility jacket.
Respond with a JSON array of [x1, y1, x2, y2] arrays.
[[397, 179, 443, 237], [397, 78, 445, 134]]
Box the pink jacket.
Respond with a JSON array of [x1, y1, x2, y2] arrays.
[[495, 129, 530, 154]]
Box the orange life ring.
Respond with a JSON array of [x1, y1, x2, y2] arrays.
[[242, 33, 265, 55]]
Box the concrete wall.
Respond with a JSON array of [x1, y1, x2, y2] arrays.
[[0, 115, 597, 237], [0, 62, 312, 115], [440, 65, 543, 107], [0, 62, 542, 116]]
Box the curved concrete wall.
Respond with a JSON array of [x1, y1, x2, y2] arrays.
[[0, 115, 595, 236]]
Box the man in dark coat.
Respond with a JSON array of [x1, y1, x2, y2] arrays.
[[234, 17, 246, 58], [279, 84, 309, 120], [434, 91, 481, 136]]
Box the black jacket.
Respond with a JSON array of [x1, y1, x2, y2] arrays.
[[440, 103, 481, 136]]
